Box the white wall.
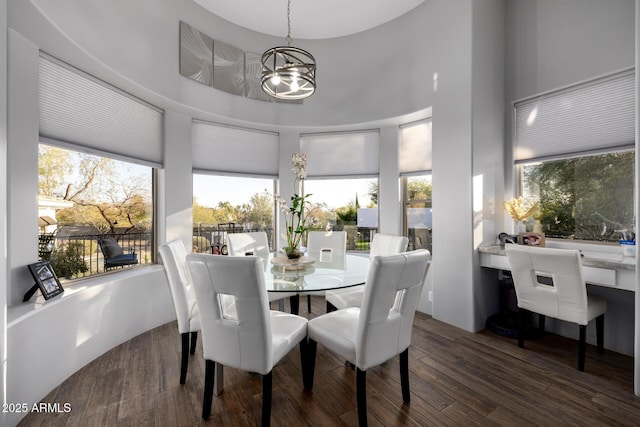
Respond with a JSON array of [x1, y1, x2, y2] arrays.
[[5, 267, 174, 427], [6, 30, 39, 307], [0, 0, 8, 421], [9, 0, 438, 130], [163, 110, 193, 250], [504, 0, 635, 194], [471, 0, 507, 329], [635, 0, 640, 397], [378, 126, 402, 236], [430, 0, 475, 331]]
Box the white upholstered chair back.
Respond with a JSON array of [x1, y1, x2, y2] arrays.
[[369, 233, 409, 258], [356, 249, 430, 370], [227, 231, 271, 257], [306, 231, 347, 264], [186, 254, 274, 374], [506, 245, 590, 325], [159, 239, 200, 334]]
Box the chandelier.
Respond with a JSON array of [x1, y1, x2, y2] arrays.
[[261, 0, 316, 100]]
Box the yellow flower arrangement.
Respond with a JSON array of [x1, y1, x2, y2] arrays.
[[503, 197, 540, 221]]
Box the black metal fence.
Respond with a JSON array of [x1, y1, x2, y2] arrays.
[[191, 223, 379, 254], [39, 232, 152, 279]]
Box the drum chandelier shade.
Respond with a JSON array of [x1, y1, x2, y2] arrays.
[[261, 0, 316, 100]]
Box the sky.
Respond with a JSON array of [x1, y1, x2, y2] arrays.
[[193, 174, 375, 209]]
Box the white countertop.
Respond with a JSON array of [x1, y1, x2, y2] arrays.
[[478, 245, 635, 271]]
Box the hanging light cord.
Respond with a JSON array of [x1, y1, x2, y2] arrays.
[[286, 0, 292, 47]]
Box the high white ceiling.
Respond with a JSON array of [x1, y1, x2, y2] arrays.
[[193, 0, 426, 40]]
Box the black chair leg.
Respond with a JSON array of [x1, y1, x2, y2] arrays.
[[578, 324, 586, 372], [305, 339, 317, 390], [399, 348, 410, 403], [202, 359, 215, 419], [290, 294, 300, 315], [307, 295, 312, 313], [517, 308, 526, 348], [356, 368, 368, 427], [596, 314, 605, 354], [190, 331, 198, 355], [180, 332, 189, 384], [262, 371, 273, 427]]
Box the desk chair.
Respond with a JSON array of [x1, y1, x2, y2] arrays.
[[158, 239, 201, 384], [325, 233, 409, 311], [227, 232, 299, 313], [306, 250, 430, 427], [304, 231, 347, 312], [505, 245, 606, 371], [186, 254, 309, 424]]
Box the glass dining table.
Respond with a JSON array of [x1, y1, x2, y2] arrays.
[[264, 252, 370, 314]]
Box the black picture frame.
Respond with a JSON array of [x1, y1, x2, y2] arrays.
[[26, 261, 64, 301]]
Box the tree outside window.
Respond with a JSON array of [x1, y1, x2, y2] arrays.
[[38, 144, 154, 278], [521, 151, 634, 242]]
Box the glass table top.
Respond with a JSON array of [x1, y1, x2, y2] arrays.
[[261, 252, 370, 293]]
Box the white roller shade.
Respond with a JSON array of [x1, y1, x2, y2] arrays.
[[38, 55, 163, 166], [514, 69, 635, 163], [301, 130, 379, 177], [399, 119, 432, 174], [192, 121, 279, 176]]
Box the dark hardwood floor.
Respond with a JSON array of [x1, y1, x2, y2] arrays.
[[19, 297, 640, 426]]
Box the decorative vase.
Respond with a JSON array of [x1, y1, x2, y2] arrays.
[[533, 219, 543, 233], [515, 220, 526, 234]]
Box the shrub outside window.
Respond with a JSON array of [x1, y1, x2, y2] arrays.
[[520, 151, 634, 242]]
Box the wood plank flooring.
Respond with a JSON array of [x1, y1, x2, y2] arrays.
[[19, 297, 640, 426]]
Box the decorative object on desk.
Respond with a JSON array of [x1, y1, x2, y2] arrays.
[[275, 153, 313, 259], [620, 239, 636, 257], [25, 261, 64, 301], [518, 232, 545, 247], [504, 197, 540, 234]]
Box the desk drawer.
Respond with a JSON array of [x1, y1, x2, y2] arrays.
[[583, 266, 616, 287]]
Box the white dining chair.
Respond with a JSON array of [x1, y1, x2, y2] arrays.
[[158, 239, 201, 385], [306, 250, 430, 427], [186, 254, 309, 424], [304, 230, 347, 312], [325, 233, 409, 312], [227, 231, 299, 313], [505, 244, 606, 371]]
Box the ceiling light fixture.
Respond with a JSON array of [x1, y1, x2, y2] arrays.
[[261, 0, 316, 100]]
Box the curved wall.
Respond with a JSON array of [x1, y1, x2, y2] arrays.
[[11, 0, 435, 130]]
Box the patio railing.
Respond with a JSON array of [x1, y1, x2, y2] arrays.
[[39, 232, 153, 279]]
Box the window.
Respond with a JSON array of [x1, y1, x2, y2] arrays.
[[400, 119, 433, 252], [514, 70, 635, 243], [521, 152, 634, 241], [38, 144, 154, 278], [37, 54, 162, 279], [402, 175, 432, 252], [192, 174, 277, 253], [304, 178, 378, 252]]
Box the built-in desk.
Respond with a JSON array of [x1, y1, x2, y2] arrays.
[[479, 243, 638, 398], [479, 245, 635, 292]]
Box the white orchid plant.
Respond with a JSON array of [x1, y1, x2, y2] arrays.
[[275, 153, 312, 256]]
